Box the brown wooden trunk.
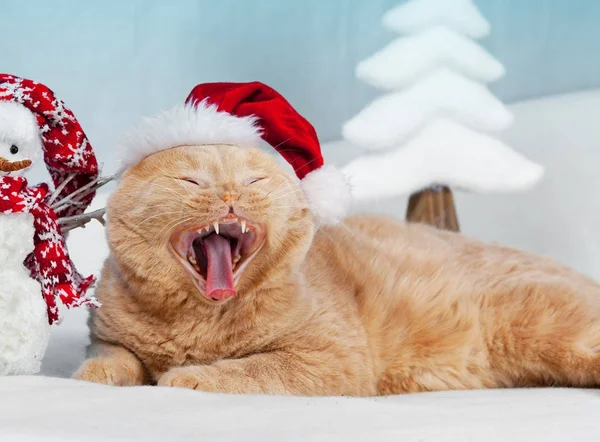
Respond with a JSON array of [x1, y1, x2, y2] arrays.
[[405, 186, 460, 232]]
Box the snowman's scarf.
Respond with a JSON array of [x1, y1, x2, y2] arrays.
[[0, 176, 99, 324]]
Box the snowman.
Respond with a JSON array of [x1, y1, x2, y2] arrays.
[[0, 102, 50, 374], [0, 73, 100, 375]]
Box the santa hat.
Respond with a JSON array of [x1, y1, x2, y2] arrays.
[[118, 81, 351, 225], [0, 73, 99, 217]]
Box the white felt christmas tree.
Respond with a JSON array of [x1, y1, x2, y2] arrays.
[[341, 0, 543, 231]]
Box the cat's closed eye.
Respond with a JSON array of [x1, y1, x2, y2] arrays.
[[244, 177, 266, 186], [180, 177, 209, 188]]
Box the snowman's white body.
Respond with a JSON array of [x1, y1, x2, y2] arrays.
[[0, 212, 50, 375]]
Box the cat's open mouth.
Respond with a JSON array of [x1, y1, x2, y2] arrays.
[[169, 215, 266, 302]]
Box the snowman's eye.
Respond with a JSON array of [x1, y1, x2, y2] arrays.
[[9, 145, 18, 155]]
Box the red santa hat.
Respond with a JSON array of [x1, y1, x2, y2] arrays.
[[117, 81, 351, 225], [0, 73, 99, 217]]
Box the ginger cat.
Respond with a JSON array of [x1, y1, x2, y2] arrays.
[[74, 144, 600, 395]]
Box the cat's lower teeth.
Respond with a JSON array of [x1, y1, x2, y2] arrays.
[[188, 254, 201, 272], [233, 255, 241, 264]]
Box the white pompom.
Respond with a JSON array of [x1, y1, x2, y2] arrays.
[[300, 165, 351, 226]]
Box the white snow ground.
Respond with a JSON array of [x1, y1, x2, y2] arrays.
[[2, 90, 600, 441], [1, 377, 599, 442]]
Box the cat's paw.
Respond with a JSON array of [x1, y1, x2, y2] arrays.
[[73, 357, 142, 386], [157, 366, 219, 392]]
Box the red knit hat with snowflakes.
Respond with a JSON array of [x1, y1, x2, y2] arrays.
[[0, 73, 99, 217], [117, 81, 351, 225]]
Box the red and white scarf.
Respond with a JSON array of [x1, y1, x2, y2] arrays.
[[0, 176, 99, 324]]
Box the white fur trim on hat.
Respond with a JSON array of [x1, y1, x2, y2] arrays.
[[301, 165, 351, 226], [0, 101, 43, 161], [116, 100, 263, 175]]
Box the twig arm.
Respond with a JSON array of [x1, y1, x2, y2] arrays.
[[50, 174, 116, 214], [59, 208, 106, 234]]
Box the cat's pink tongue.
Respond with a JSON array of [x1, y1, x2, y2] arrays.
[[201, 234, 237, 301]]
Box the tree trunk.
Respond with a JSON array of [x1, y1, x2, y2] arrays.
[[405, 185, 460, 232]]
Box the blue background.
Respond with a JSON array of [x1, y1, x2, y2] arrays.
[[1, 0, 599, 162]]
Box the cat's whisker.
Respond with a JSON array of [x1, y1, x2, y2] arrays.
[[315, 226, 336, 245], [126, 210, 187, 222], [338, 220, 362, 242], [269, 188, 304, 202], [262, 177, 289, 200], [154, 215, 195, 243], [267, 208, 309, 214], [263, 208, 308, 215], [268, 203, 306, 212], [120, 186, 197, 210], [173, 179, 196, 199], [269, 199, 307, 206], [268, 192, 306, 206], [127, 176, 189, 202], [166, 175, 205, 202], [269, 206, 308, 210], [152, 219, 184, 243], [268, 185, 295, 197], [270, 137, 297, 151], [274, 150, 331, 170], [104, 191, 197, 214], [125, 210, 189, 241]]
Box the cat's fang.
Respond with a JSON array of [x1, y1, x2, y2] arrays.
[[213, 222, 220, 234], [241, 220, 247, 234]]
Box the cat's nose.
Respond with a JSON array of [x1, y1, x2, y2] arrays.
[[219, 192, 237, 204], [220, 192, 237, 214]]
